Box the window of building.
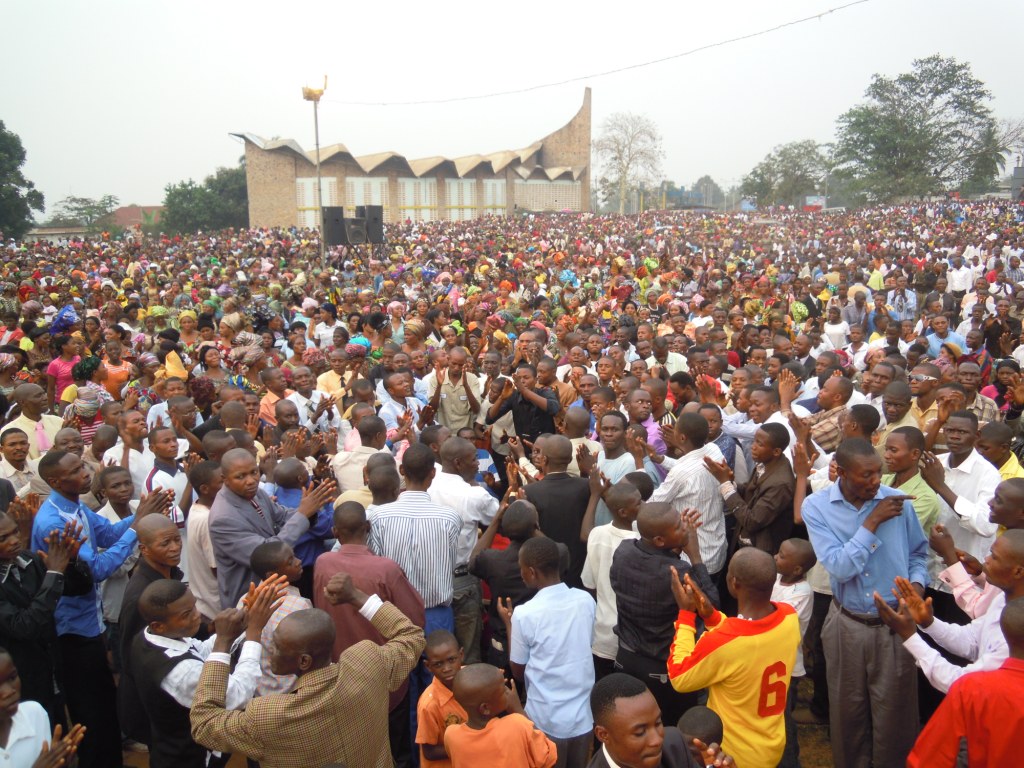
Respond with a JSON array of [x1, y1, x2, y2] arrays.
[[446, 179, 477, 221]]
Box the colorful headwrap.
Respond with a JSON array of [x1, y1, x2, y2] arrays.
[[72, 386, 101, 419], [137, 353, 160, 369], [178, 310, 197, 323], [0, 353, 18, 371], [345, 343, 368, 358], [302, 347, 326, 367], [50, 305, 80, 335]]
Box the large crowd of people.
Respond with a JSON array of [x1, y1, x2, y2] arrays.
[[0, 199, 1023, 767]]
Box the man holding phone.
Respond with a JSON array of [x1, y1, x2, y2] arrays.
[[801, 437, 929, 768]]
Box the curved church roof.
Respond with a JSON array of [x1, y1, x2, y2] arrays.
[[230, 88, 590, 181]]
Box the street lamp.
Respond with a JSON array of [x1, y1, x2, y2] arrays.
[[302, 76, 327, 262]]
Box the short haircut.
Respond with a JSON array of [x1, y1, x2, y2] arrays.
[[188, 460, 221, 491], [591, 386, 616, 403], [357, 416, 386, 444], [605, 481, 641, 515], [677, 412, 709, 447], [782, 538, 817, 572], [847, 403, 881, 435], [138, 579, 189, 624], [947, 410, 979, 429], [590, 673, 650, 725], [97, 465, 131, 489], [891, 425, 925, 453], [749, 385, 780, 405], [835, 437, 878, 469], [677, 705, 724, 747], [148, 425, 176, 444], [0, 428, 26, 445], [500, 500, 538, 541], [623, 471, 655, 501], [759, 422, 790, 451], [250, 541, 292, 580], [425, 629, 460, 652], [979, 420, 1014, 447], [600, 410, 627, 429], [519, 536, 561, 575], [37, 450, 70, 480], [419, 424, 447, 447], [401, 443, 436, 483]]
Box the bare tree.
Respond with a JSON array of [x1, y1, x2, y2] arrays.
[[594, 113, 664, 215]]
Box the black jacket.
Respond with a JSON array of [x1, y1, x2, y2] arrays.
[[525, 472, 590, 588]]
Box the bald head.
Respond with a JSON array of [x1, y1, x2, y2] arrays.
[[728, 548, 778, 597], [136, 514, 178, 546], [221, 447, 256, 473], [452, 663, 505, 715], [542, 435, 573, 470], [275, 609, 336, 670], [440, 436, 476, 472], [636, 501, 678, 540]]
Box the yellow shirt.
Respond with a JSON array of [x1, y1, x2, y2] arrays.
[[668, 604, 801, 767], [998, 452, 1024, 482]]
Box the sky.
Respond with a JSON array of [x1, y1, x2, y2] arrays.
[[3, 0, 1023, 214]]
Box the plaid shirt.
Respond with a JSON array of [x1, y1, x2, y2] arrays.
[[805, 405, 848, 453], [191, 600, 424, 768], [966, 392, 1001, 426]]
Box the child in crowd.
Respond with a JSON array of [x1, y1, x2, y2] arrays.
[[581, 480, 641, 680], [678, 705, 725, 766], [238, 541, 312, 696], [267, 458, 334, 598], [95, 465, 140, 673], [456, 426, 499, 498], [622, 470, 655, 501], [771, 537, 817, 768], [185, 460, 224, 628], [132, 579, 279, 768], [416, 629, 468, 768], [444, 663, 556, 768]]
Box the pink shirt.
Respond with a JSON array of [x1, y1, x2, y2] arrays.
[[46, 355, 80, 401], [938, 561, 1001, 619]]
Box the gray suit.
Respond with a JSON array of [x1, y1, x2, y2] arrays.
[[208, 486, 310, 608]]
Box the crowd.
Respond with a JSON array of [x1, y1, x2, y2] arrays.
[[0, 199, 1023, 767]]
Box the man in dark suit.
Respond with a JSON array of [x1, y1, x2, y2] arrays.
[[589, 673, 730, 768], [524, 435, 589, 588], [793, 334, 817, 380]]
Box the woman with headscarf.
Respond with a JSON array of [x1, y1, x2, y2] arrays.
[[123, 352, 163, 415], [60, 356, 114, 413], [64, 386, 104, 445], [387, 300, 406, 345], [176, 309, 200, 354], [0, 352, 20, 398], [194, 345, 258, 394]]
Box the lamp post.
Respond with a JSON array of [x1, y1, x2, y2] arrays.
[[302, 77, 327, 262]]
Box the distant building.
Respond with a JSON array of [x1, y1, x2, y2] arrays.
[[233, 89, 591, 227], [107, 205, 163, 229]]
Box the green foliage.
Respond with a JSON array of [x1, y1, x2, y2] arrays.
[[740, 140, 826, 206], [162, 163, 248, 234], [834, 55, 1010, 201], [0, 120, 44, 240], [46, 194, 120, 231]]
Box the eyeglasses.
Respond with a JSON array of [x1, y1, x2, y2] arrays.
[[909, 374, 937, 383]]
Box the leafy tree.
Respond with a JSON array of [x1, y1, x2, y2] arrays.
[[0, 121, 44, 240], [162, 162, 248, 233], [740, 140, 825, 206], [593, 113, 664, 215], [691, 175, 724, 208], [834, 55, 1024, 201], [47, 194, 120, 230]]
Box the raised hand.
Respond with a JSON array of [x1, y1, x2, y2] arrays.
[[136, 487, 174, 522], [872, 592, 918, 640], [669, 567, 696, 612], [280, 430, 299, 458], [245, 412, 261, 439], [792, 441, 816, 478], [323, 571, 367, 606], [211, 607, 248, 641], [245, 582, 286, 637], [507, 436, 525, 461], [702, 455, 733, 484], [928, 523, 958, 565], [323, 428, 339, 455], [660, 423, 683, 454], [298, 479, 337, 518], [496, 596, 514, 626], [919, 452, 946, 489], [123, 390, 140, 411], [588, 469, 612, 500], [683, 573, 715, 620], [690, 739, 736, 767], [32, 723, 86, 768], [892, 576, 933, 626], [575, 443, 596, 476]]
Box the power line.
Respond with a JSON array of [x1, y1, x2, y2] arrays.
[[322, 0, 871, 108]]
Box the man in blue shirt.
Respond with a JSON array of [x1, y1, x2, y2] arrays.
[[33, 449, 171, 768], [802, 437, 928, 768]]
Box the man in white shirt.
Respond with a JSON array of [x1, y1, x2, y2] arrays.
[[647, 337, 688, 377], [0, 428, 39, 495], [286, 366, 343, 434], [427, 437, 498, 664]]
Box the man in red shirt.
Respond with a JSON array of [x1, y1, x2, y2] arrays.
[[908, 596, 1024, 767]]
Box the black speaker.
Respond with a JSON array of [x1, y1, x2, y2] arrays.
[[341, 218, 367, 245], [357, 205, 385, 243], [322, 207, 347, 246]]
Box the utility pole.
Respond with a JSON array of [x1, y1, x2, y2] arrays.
[[302, 76, 327, 263]]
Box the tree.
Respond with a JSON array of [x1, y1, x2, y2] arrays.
[[834, 55, 1024, 201], [740, 140, 826, 207], [691, 175, 724, 208], [162, 162, 248, 233], [46, 194, 120, 230], [0, 121, 44, 240], [593, 113, 664, 215]]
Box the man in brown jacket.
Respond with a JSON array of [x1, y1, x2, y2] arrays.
[[190, 572, 425, 768], [705, 422, 795, 555]]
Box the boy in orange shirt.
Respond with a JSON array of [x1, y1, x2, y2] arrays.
[[416, 630, 468, 767], [444, 664, 556, 768]]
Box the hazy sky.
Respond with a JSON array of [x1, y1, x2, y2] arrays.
[[3, 0, 1022, 214]]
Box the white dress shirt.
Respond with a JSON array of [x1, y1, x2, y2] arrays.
[[0, 700, 50, 766], [145, 627, 262, 708], [286, 389, 343, 433], [427, 470, 499, 566], [929, 450, 1001, 590], [902, 591, 1008, 693]]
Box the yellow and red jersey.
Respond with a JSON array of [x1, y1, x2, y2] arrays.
[[668, 603, 800, 767]]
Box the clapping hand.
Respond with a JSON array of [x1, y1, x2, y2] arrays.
[[32, 723, 86, 768], [690, 739, 735, 768], [892, 576, 931, 624], [38, 521, 87, 573], [872, 591, 918, 640], [703, 455, 733, 484], [588, 469, 612, 500], [576, 443, 596, 476]]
